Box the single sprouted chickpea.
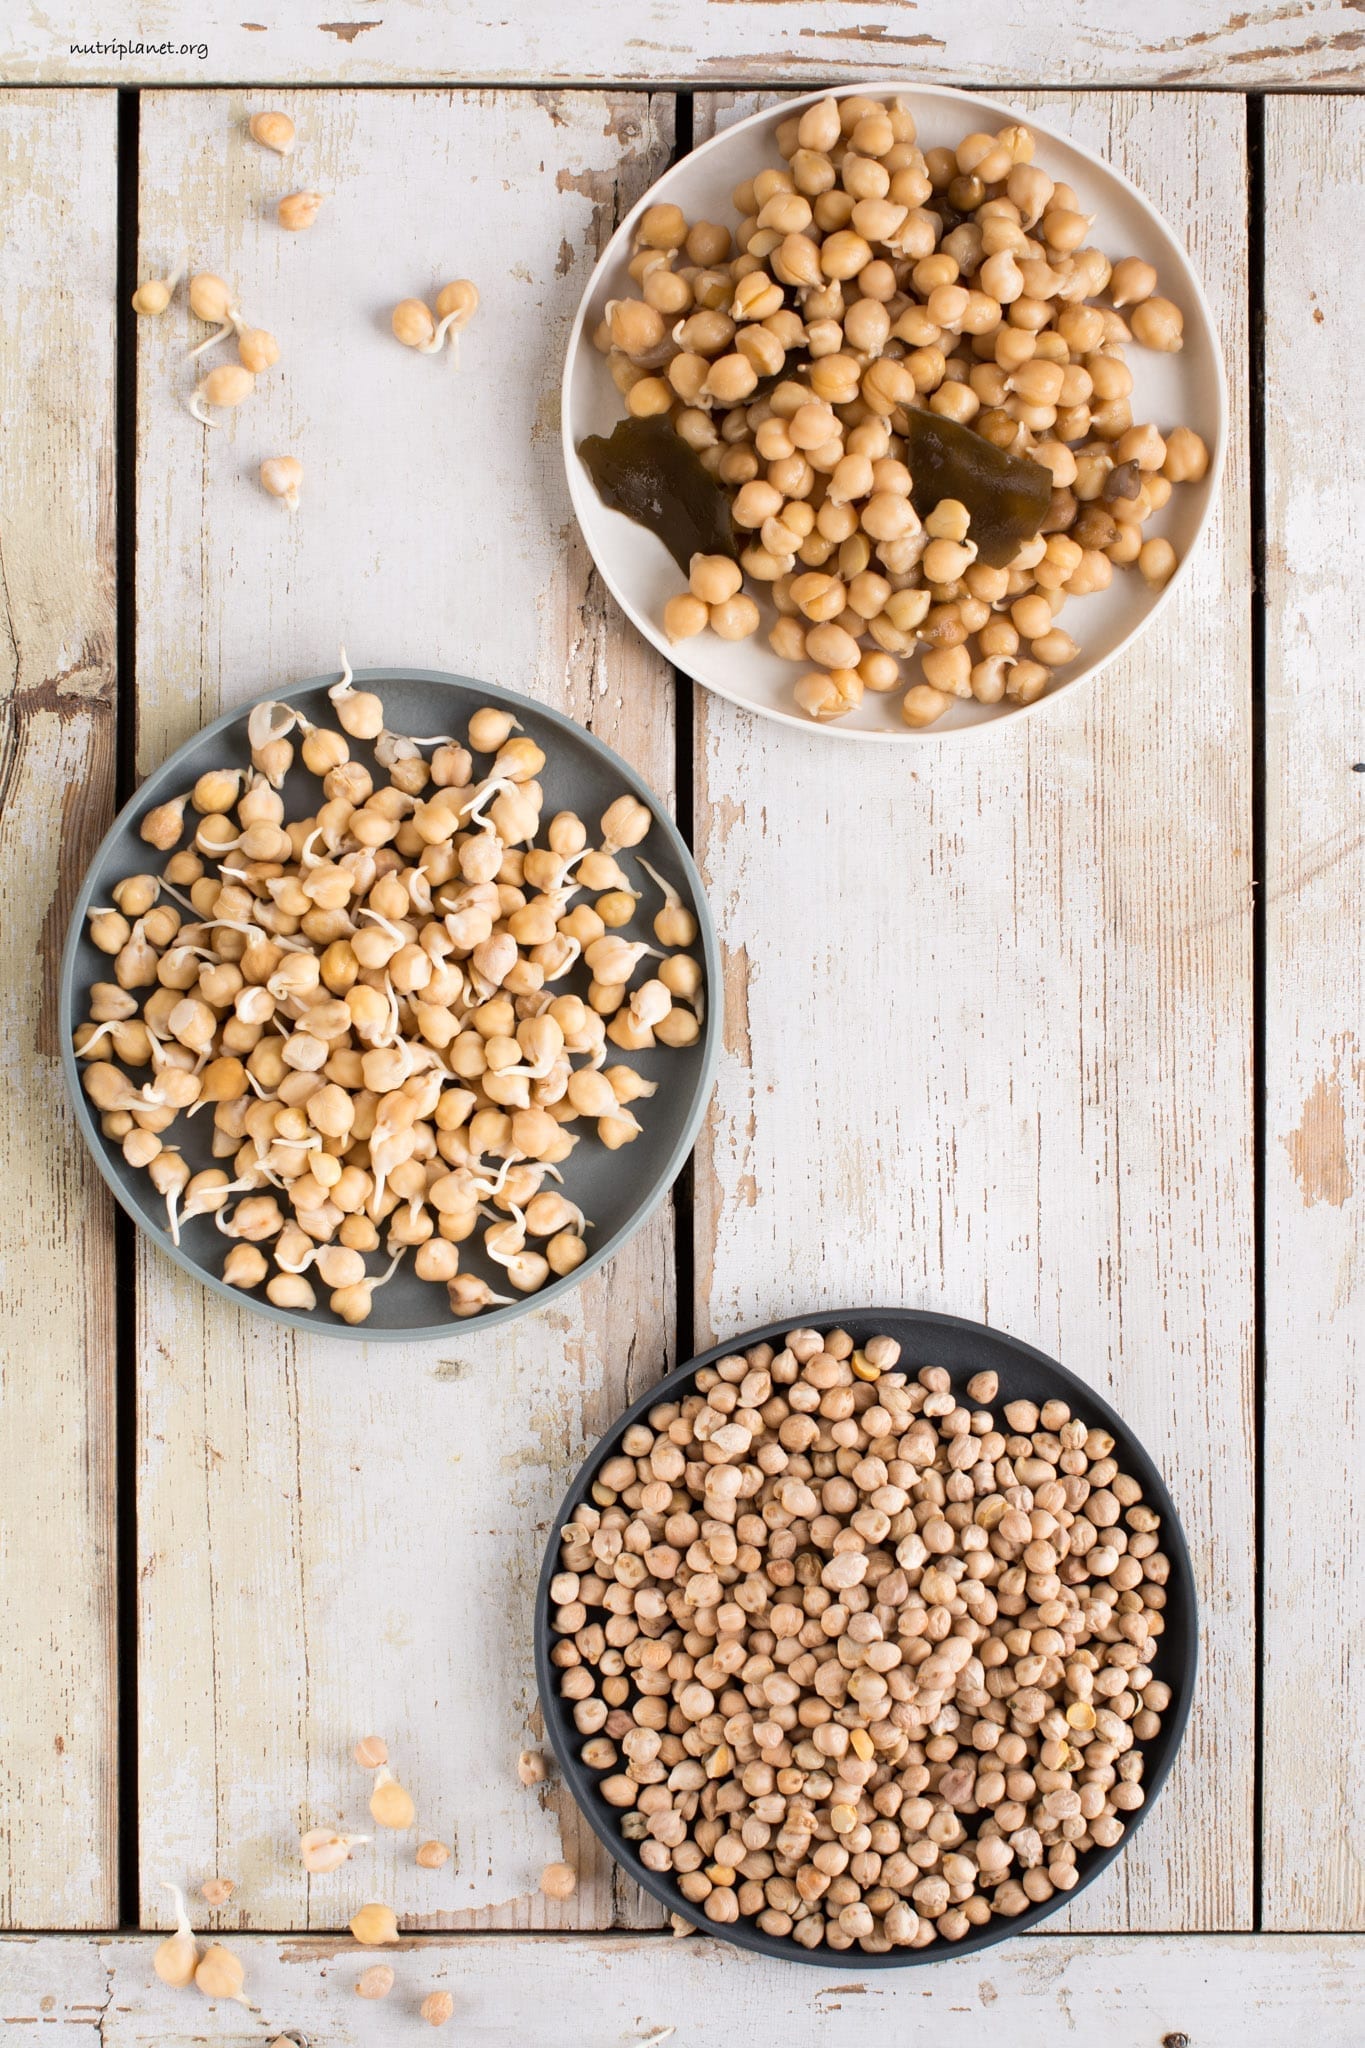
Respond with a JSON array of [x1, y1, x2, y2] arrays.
[[187, 272, 246, 355], [154, 1883, 200, 1987], [259, 456, 303, 510], [248, 109, 296, 156], [421, 1991, 455, 2027], [392, 298, 438, 351], [355, 1963, 395, 1999], [131, 255, 187, 316], [278, 189, 323, 232], [369, 1764, 416, 1828], [193, 1943, 251, 2007], [434, 279, 480, 364], [636, 858, 698, 948], [350, 1902, 400, 1946], [329, 647, 386, 739], [301, 1826, 371, 1872], [188, 362, 255, 427]]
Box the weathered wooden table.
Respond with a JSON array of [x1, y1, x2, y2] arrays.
[[1, 7, 1362, 2040]]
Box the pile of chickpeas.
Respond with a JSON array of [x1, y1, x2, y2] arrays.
[[73, 678, 705, 1326], [549, 1325, 1175, 1952], [593, 95, 1210, 727]]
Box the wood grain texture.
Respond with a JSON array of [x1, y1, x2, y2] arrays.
[[5, 0, 1365, 88], [3, 1931, 1365, 2043], [691, 89, 1254, 1934], [1261, 95, 1365, 1934], [0, 89, 119, 1928], [133, 87, 677, 1932]]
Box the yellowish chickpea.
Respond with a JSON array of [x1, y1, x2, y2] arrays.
[[708, 594, 760, 641], [1138, 537, 1178, 587], [1130, 295, 1184, 351], [1162, 426, 1209, 483], [1110, 255, 1158, 307], [689, 554, 743, 605], [637, 201, 687, 250], [664, 592, 709, 643], [608, 297, 665, 358], [900, 683, 951, 728]]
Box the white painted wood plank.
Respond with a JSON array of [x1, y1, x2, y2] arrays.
[[692, 90, 1253, 1934], [0, 88, 120, 1928], [5, 0, 1365, 88], [4, 1932, 1365, 2044], [133, 86, 676, 1932], [1261, 95, 1365, 1934]]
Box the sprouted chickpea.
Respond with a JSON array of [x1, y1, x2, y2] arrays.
[[259, 456, 303, 510], [187, 272, 246, 356], [369, 1765, 416, 1828], [392, 280, 479, 360], [132, 256, 187, 316], [552, 1326, 1177, 1953], [154, 1883, 200, 1986], [194, 1944, 251, 2006], [300, 1826, 371, 1873], [595, 96, 1208, 727], [189, 362, 255, 427], [78, 668, 707, 1326], [249, 109, 296, 156]]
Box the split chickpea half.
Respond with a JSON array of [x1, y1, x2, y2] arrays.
[[75, 668, 706, 1326], [596, 96, 1208, 726], [550, 1326, 1175, 1952]]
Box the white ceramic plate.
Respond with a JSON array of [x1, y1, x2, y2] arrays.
[[562, 82, 1227, 742]]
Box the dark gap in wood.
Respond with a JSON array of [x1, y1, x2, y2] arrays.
[[670, 88, 698, 1380], [1246, 88, 1267, 1940], [114, 83, 142, 1933]]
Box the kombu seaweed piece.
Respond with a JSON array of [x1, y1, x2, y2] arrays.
[[578, 415, 737, 574], [905, 408, 1054, 569]]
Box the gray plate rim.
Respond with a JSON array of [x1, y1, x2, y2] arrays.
[[59, 666, 722, 1344]]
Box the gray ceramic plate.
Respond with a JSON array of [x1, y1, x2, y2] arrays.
[[59, 667, 720, 1341]]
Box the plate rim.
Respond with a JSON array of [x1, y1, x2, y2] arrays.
[[58, 665, 722, 1344], [534, 1304, 1199, 1966], [561, 78, 1229, 744]]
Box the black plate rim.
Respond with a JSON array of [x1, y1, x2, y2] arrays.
[[534, 1307, 1198, 1968]]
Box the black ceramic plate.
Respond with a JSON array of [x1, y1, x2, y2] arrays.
[[534, 1308, 1197, 1967]]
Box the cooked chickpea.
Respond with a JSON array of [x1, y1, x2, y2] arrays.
[[588, 95, 1208, 730]]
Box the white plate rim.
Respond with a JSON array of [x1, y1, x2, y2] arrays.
[[561, 78, 1229, 744]]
